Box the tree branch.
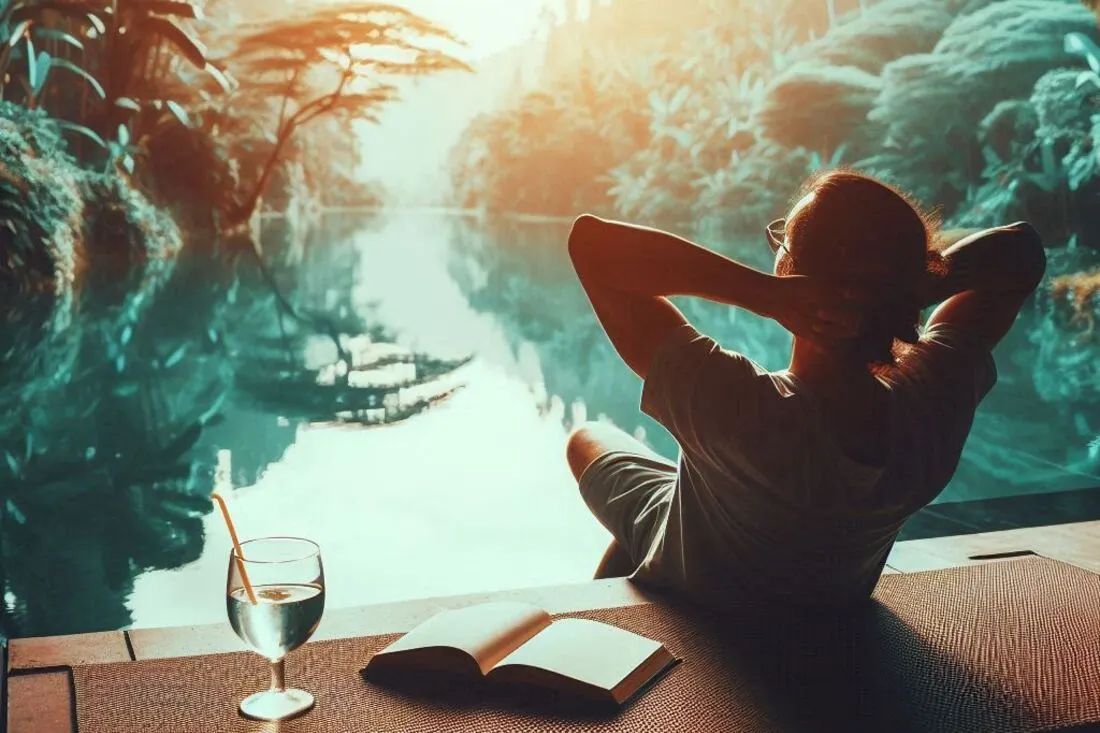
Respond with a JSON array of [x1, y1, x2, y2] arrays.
[[229, 62, 353, 228]]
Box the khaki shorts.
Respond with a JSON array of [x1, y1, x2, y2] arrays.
[[577, 450, 677, 566]]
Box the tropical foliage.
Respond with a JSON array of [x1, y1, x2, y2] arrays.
[[0, 0, 228, 169], [450, 0, 1099, 236], [207, 3, 471, 226], [451, 0, 810, 225]]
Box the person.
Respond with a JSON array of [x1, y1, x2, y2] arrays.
[[565, 169, 1047, 608]]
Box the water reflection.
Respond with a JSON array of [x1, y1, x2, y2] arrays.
[[126, 210, 609, 630], [2, 210, 471, 637]]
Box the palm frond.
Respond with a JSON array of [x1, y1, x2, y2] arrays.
[[133, 15, 207, 68]]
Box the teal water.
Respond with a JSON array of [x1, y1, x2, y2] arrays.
[[127, 210, 608, 629], [121, 208, 1098, 629]]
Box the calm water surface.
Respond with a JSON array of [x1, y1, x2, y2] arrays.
[[128, 210, 609, 629]]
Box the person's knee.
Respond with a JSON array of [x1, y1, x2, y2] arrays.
[[567, 420, 653, 482], [565, 423, 600, 482]]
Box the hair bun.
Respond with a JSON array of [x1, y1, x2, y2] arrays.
[[925, 249, 949, 278]]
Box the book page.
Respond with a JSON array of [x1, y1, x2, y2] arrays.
[[373, 602, 552, 675], [491, 618, 670, 700]]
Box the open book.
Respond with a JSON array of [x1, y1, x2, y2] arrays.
[[363, 602, 679, 709]]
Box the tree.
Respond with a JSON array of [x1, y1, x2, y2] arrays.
[[213, 3, 471, 228]]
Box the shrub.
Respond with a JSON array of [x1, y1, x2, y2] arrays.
[[754, 62, 883, 159], [794, 0, 954, 73], [866, 0, 1098, 213]]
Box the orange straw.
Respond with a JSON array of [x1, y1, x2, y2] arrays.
[[212, 451, 257, 604]]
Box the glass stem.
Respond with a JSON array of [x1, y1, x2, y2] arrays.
[[270, 658, 286, 693]]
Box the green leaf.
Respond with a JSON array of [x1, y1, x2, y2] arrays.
[[6, 499, 26, 525], [830, 143, 848, 166], [164, 345, 187, 368], [134, 15, 206, 68], [647, 90, 665, 116], [7, 20, 31, 48], [4, 451, 20, 477], [33, 50, 51, 94], [86, 13, 106, 35], [117, 123, 129, 146], [32, 28, 84, 51], [203, 62, 235, 93], [114, 96, 142, 112], [669, 127, 692, 149], [165, 99, 189, 126], [1066, 32, 1100, 74], [50, 58, 105, 98], [24, 36, 45, 93], [669, 85, 690, 114], [57, 120, 108, 149]]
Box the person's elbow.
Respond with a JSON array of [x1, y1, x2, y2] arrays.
[[1003, 221, 1047, 292]]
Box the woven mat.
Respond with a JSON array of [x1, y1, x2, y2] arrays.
[[74, 557, 1100, 733]]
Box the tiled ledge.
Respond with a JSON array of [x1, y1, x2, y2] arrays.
[[887, 519, 1100, 574]]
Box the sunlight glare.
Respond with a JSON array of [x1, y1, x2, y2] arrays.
[[398, 0, 547, 59]]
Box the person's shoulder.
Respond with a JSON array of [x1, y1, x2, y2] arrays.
[[890, 321, 998, 402], [917, 321, 987, 350]]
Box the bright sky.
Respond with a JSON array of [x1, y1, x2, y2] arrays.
[[399, 0, 548, 59]]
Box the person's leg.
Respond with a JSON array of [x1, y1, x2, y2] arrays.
[[565, 421, 664, 480], [566, 422, 675, 580], [594, 540, 635, 580]]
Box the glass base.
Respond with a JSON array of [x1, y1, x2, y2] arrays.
[[239, 688, 315, 721]]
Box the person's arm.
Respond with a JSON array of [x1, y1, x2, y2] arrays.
[[567, 214, 764, 380], [922, 222, 1047, 351], [569, 215, 776, 311], [567, 214, 859, 379]]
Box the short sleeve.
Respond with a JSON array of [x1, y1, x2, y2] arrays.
[[640, 324, 770, 459], [892, 323, 998, 493], [910, 322, 999, 406]]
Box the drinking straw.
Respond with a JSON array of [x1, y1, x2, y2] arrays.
[[212, 450, 257, 604]]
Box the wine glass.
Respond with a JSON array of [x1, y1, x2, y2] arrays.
[[226, 536, 325, 721]]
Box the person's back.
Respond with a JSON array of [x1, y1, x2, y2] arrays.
[[565, 170, 1046, 608]]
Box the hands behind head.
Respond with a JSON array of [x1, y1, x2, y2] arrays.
[[767, 276, 878, 348]]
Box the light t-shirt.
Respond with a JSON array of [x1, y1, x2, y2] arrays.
[[632, 322, 997, 607]]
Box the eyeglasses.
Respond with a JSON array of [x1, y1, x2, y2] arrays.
[[766, 218, 791, 260]]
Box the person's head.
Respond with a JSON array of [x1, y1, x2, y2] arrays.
[[767, 169, 945, 365]]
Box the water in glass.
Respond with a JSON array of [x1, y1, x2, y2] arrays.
[[226, 536, 325, 721]]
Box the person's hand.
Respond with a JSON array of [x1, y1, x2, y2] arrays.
[[766, 276, 867, 346]]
